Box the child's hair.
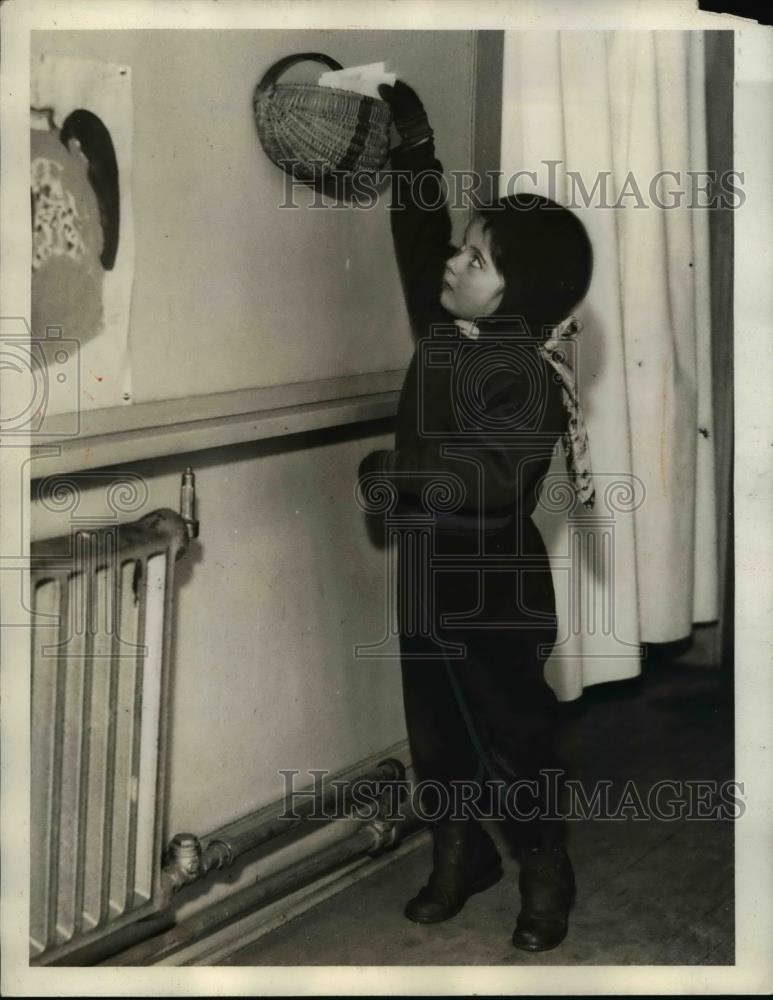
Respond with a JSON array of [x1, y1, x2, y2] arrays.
[[474, 194, 593, 333]]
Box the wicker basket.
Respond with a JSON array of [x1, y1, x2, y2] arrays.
[[253, 52, 392, 190]]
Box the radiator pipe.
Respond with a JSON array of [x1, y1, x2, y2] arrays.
[[161, 756, 407, 896], [179, 467, 199, 542], [114, 778, 421, 966]]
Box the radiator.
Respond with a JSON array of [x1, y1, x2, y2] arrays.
[[30, 478, 197, 965]]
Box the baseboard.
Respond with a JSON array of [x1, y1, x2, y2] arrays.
[[102, 737, 420, 966], [170, 825, 431, 966]]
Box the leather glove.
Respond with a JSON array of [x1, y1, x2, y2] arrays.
[[377, 80, 434, 150], [358, 449, 396, 486]]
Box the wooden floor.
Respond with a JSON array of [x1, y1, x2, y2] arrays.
[[221, 654, 734, 966]]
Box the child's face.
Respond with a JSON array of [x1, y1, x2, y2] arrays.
[[439, 216, 506, 320]]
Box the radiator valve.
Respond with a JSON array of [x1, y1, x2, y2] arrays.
[[163, 832, 202, 891]]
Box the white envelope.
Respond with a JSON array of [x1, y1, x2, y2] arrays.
[[317, 62, 396, 100]]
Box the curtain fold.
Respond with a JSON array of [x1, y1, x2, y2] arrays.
[[500, 31, 719, 699]]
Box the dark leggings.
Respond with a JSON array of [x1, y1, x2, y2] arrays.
[[397, 524, 566, 850]]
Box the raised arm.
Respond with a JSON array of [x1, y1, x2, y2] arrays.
[[378, 81, 454, 333]]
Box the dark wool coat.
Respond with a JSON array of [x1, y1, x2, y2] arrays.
[[373, 139, 566, 638]]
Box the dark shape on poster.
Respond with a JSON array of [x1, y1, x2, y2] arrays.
[[30, 106, 120, 345], [60, 109, 121, 270]]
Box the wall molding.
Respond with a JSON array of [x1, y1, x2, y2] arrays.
[[31, 370, 404, 478]]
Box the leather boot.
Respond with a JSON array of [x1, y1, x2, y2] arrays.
[[404, 820, 503, 923], [511, 842, 576, 952]]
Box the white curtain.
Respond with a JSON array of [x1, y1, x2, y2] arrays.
[[500, 31, 719, 700]]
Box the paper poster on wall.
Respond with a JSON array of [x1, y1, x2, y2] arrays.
[[30, 53, 134, 414]]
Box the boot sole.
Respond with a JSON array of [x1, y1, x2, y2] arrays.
[[511, 885, 577, 952], [511, 925, 568, 953], [404, 862, 504, 924]]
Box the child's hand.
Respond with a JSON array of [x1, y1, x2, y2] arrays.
[[377, 80, 434, 150]]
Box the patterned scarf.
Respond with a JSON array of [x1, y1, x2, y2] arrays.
[[454, 314, 596, 511]]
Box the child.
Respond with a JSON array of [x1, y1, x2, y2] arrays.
[[358, 80, 594, 952]]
